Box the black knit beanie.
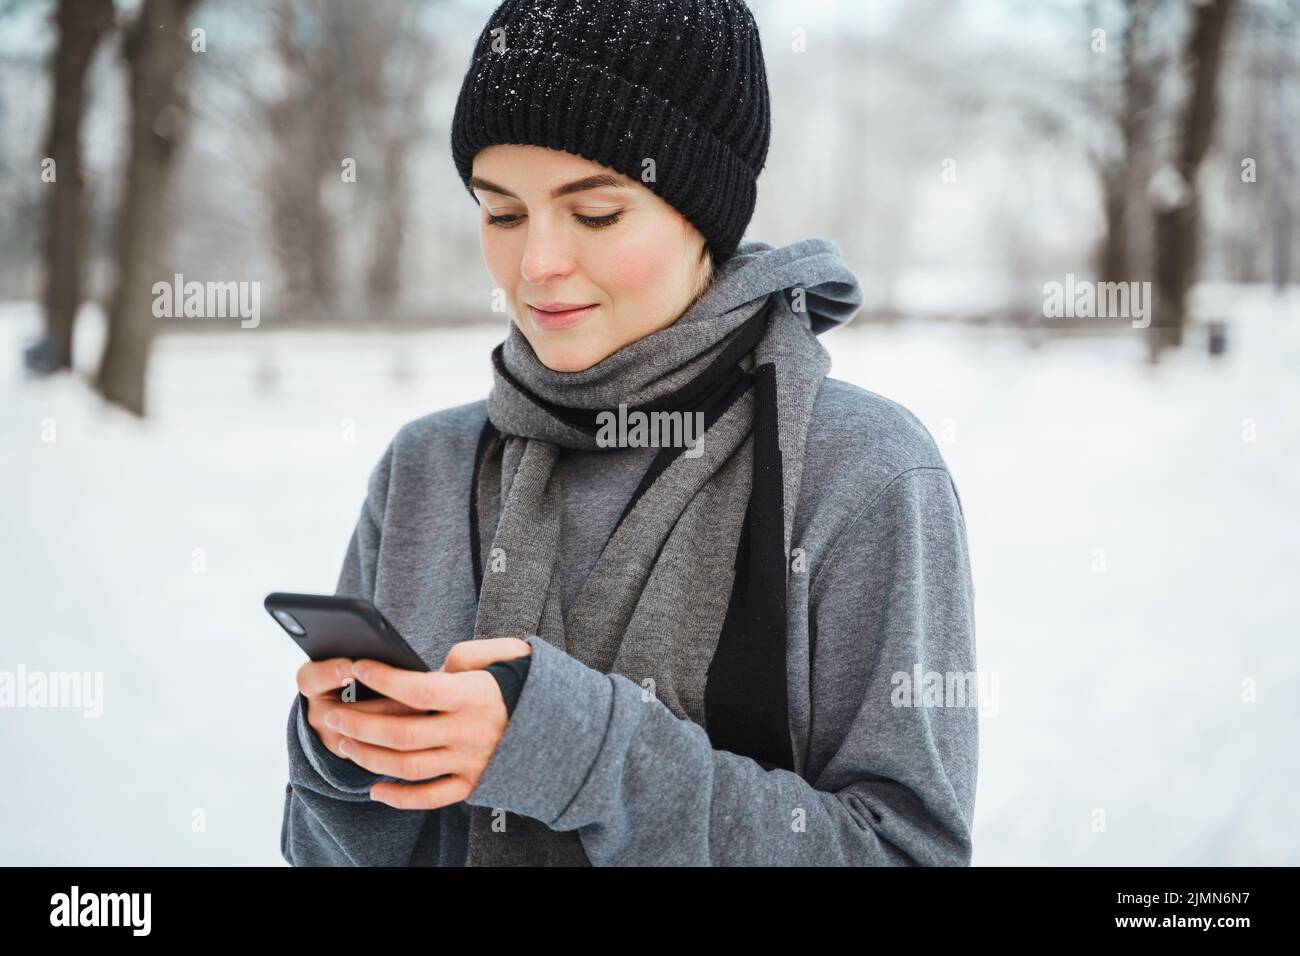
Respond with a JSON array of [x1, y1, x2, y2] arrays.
[[450, 0, 771, 266]]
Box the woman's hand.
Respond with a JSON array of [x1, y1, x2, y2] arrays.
[[298, 658, 426, 760], [327, 637, 532, 810]]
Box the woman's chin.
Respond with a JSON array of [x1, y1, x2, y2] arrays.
[[514, 319, 618, 372], [537, 346, 605, 373]]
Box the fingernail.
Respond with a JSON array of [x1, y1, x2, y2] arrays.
[[324, 711, 339, 729], [338, 737, 353, 757], [352, 661, 370, 680]]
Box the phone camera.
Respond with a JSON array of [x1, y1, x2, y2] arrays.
[[273, 609, 307, 636]]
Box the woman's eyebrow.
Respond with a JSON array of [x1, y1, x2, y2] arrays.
[[468, 174, 630, 199]]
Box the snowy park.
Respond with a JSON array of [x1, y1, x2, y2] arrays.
[[2, 0, 1296, 872], [2, 285, 1296, 866]]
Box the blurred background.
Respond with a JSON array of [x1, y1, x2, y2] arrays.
[[0, 0, 1296, 865]]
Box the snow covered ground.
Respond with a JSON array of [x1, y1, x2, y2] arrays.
[[1, 288, 1297, 866]]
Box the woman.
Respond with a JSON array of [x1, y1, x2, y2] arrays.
[[281, 0, 978, 867]]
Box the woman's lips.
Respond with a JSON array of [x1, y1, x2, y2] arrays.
[[527, 303, 597, 331]]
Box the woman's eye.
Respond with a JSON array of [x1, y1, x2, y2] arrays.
[[485, 212, 623, 229], [575, 212, 622, 229]]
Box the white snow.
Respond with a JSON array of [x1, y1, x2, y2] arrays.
[[1, 288, 1296, 865]]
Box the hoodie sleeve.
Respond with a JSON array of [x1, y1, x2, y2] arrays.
[[280, 447, 442, 866], [462, 466, 979, 866]]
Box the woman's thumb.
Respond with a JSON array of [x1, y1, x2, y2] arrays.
[[439, 637, 531, 673]]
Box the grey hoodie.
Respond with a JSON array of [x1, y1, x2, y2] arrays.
[[280, 240, 979, 866]]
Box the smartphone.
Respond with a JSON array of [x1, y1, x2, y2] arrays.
[[265, 592, 430, 701]]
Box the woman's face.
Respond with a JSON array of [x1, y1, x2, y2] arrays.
[[471, 144, 709, 372]]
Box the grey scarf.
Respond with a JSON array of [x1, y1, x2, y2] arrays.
[[465, 237, 862, 866]]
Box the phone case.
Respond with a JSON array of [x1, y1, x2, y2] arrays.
[[265, 592, 430, 701]]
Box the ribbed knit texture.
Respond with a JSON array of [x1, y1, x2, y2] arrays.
[[450, 0, 771, 264]]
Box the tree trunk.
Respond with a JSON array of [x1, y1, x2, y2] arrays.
[[260, 0, 342, 319], [1098, 167, 1129, 283], [1151, 0, 1238, 356], [95, 0, 200, 415], [366, 140, 411, 310], [1094, 0, 1162, 289], [40, 0, 114, 372], [1270, 33, 1295, 291]]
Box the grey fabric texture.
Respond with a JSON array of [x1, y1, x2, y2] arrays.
[[466, 237, 859, 865], [281, 238, 979, 867]]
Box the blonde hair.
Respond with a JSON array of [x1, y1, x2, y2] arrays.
[[688, 239, 714, 308]]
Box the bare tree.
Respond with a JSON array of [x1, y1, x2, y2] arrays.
[[96, 0, 201, 415], [1150, 0, 1239, 355], [1090, 0, 1161, 284], [1262, 3, 1298, 290], [356, 5, 433, 311], [260, 0, 344, 316], [250, 0, 434, 318], [37, 0, 114, 373]]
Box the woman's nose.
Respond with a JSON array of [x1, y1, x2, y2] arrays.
[[519, 218, 576, 284]]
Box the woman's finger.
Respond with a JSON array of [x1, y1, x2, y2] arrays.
[[307, 692, 421, 746], [359, 697, 425, 715], [326, 704, 459, 751], [369, 775, 475, 810], [296, 657, 355, 698], [441, 637, 532, 673], [350, 660, 465, 711], [331, 695, 425, 717], [342, 736, 464, 781]]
